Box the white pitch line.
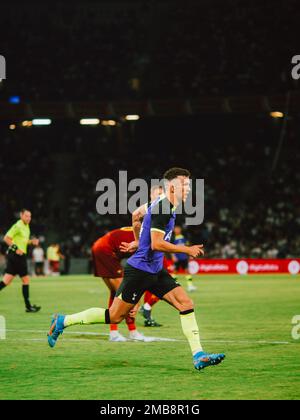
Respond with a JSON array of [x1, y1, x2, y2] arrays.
[[5, 329, 180, 343], [7, 329, 108, 336], [205, 339, 291, 345], [3, 329, 293, 345], [2, 338, 292, 345], [5, 338, 107, 343]]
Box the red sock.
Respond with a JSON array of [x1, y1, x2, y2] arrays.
[[144, 290, 152, 304], [108, 291, 118, 332], [144, 291, 160, 308], [126, 315, 136, 331]]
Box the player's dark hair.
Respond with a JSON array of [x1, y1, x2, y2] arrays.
[[20, 208, 30, 214], [163, 167, 191, 181]]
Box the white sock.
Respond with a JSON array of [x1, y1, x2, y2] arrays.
[[193, 349, 204, 356]]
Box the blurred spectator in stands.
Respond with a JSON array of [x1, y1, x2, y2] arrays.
[[47, 244, 65, 276], [32, 245, 45, 276]]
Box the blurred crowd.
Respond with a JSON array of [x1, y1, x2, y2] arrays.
[[0, 0, 299, 101], [0, 114, 299, 259], [0, 0, 299, 261]]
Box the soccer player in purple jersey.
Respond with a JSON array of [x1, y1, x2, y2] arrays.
[[172, 225, 197, 292], [47, 168, 225, 371]]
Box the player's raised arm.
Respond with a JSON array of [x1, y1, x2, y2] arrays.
[[132, 203, 148, 242], [119, 203, 148, 253], [131, 185, 163, 243], [151, 230, 204, 258]]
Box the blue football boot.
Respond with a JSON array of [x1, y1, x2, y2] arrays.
[[193, 351, 225, 370], [47, 314, 65, 348]]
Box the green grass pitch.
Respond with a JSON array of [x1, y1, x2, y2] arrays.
[[0, 274, 299, 400]]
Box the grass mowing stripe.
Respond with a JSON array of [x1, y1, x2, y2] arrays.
[[4, 329, 292, 344], [1, 274, 299, 400]]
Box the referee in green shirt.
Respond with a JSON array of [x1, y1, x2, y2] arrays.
[[0, 209, 41, 312]]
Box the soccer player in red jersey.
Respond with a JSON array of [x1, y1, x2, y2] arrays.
[[92, 227, 146, 341]]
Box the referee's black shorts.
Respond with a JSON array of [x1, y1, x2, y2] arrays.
[[116, 263, 181, 304], [174, 259, 189, 271], [5, 252, 28, 277]]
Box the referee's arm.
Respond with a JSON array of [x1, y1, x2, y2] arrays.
[[4, 234, 24, 255], [4, 235, 14, 247], [4, 223, 19, 247]]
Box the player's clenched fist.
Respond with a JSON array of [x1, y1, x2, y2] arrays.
[[187, 245, 204, 258]]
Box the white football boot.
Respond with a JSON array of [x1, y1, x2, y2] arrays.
[[109, 331, 127, 342], [129, 330, 147, 341], [187, 284, 197, 292]]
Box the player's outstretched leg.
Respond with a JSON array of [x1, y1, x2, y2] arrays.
[[0, 274, 13, 293], [47, 300, 134, 348], [47, 308, 109, 348], [186, 275, 197, 292], [22, 276, 41, 313], [141, 291, 162, 327], [163, 286, 225, 371], [108, 292, 127, 342], [180, 309, 225, 370], [125, 315, 147, 341]]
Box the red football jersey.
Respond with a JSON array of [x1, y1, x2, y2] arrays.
[[92, 227, 135, 260]]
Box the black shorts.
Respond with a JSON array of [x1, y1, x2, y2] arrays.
[[5, 252, 28, 277], [116, 263, 181, 304], [174, 259, 189, 271], [35, 262, 44, 271], [35, 262, 44, 269]]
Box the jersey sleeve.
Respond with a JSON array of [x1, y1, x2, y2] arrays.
[[151, 212, 171, 234], [5, 223, 19, 239]]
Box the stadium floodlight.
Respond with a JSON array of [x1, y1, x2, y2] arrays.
[[21, 120, 33, 127], [125, 114, 140, 121], [9, 96, 20, 104], [270, 111, 284, 118], [9, 124, 16, 130], [101, 120, 116, 126], [80, 118, 100, 125], [32, 119, 52, 125]]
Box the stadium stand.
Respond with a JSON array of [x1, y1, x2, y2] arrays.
[[0, 114, 299, 260], [0, 0, 299, 101], [0, 0, 299, 262]]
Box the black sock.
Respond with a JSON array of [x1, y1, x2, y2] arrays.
[[22, 285, 31, 308], [105, 309, 111, 324], [0, 281, 7, 291], [143, 308, 151, 320]]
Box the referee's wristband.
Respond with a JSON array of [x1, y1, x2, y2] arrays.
[[9, 244, 18, 253]]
